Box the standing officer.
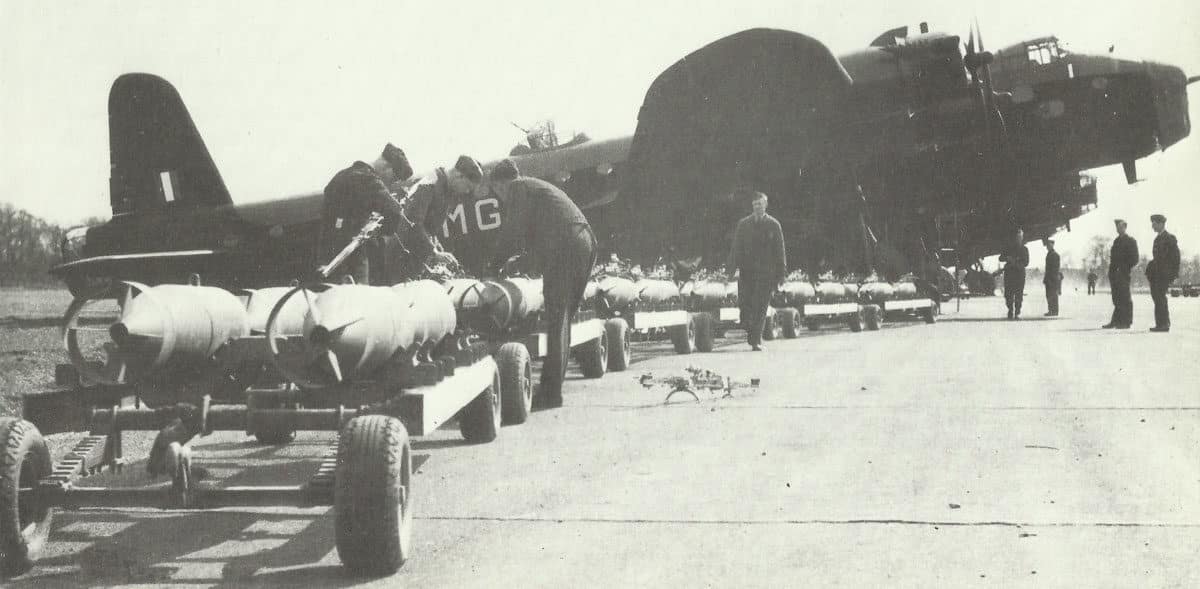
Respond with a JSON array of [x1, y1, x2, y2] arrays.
[[1103, 219, 1139, 329], [997, 228, 1029, 320], [1043, 237, 1061, 316], [1087, 270, 1098, 295], [1146, 214, 1180, 332], [726, 190, 787, 351], [319, 143, 415, 284], [486, 160, 597, 407]]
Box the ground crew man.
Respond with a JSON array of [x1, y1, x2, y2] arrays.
[[397, 155, 482, 275], [404, 157, 597, 407], [319, 143, 414, 284], [1146, 214, 1180, 332], [726, 190, 787, 351], [1043, 238, 1061, 316], [997, 228, 1029, 320], [1087, 271, 1097, 295], [487, 160, 597, 407], [1103, 219, 1139, 329]]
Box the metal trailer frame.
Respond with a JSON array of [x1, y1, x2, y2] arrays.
[[598, 298, 708, 358], [799, 300, 868, 332], [7, 336, 504, 578], [877, 297, 938, 326]]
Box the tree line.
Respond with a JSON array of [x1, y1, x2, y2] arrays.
[[0, 203, 105, 287]]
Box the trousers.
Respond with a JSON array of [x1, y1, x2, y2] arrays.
[[738, 275, 774, 346], [1004, 272, 1025, 316], [1109, 270, 1133, 326], [539, 225, 597, 400], [1044, 280, 1060, 315], [1150, 278, 1171, 328]]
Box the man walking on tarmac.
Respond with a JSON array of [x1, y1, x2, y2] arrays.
[[405, 157, 597, 408], [1103, 219, 1139, 329], [1087, 270, 1098, 295], [319, 143, 417, 285], [1146, 214, 1180, 332], [997, 228, 1029, 320], [726, 190, 787, 351], [1043, 237, 1061, 316]]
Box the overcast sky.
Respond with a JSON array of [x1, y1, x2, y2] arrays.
[[2, 0, 1197, 266]]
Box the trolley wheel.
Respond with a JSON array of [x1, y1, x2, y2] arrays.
[[604, 318, 630, 372], [922, 304, 937, 324], [847, 310, 864, 333], [0, 418, 54, 578], [693, 312, 715, 352], [762, 312, 780, 341], [670, 313, 696, 354], [248, 394, 297, 445], [497, 342, 533, 425], [779, 308, 799, 339], [335, 415, 413, 576], [460, 368, 503, 443], [864, 304, 882, 331], [578, 329, 609, 378]]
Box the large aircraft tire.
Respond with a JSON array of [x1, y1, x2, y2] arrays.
[[604, 319, 630, 372], [460, 368, 503, 443], [670, 313, 696, 354], [497, 343, 533, 425], [0, 418, 53, 579], [335, 415, 413, 576], [693, 312, 715, 352]]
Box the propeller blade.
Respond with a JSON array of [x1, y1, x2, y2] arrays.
[[324, 316, 365, 334], [974, 17, 985, 52], [317, 350, 343, 383], [965, 22, 975, 56]]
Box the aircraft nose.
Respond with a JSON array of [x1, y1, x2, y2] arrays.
[[1145, 62, 1191, 149]]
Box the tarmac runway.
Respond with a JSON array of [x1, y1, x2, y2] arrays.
[[12, 293, 1199, 588]]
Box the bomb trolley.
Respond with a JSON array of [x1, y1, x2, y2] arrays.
[[684, 280, 787, 346], [856, 282, 938, 330], [5, 273, 512, 579], [444, 277, 608, 426], [590, 277, 715, 362]]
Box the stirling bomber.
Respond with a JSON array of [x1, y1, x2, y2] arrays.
[[50, 23, 1194, 294]]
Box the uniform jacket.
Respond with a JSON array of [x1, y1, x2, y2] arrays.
[[726, 213, 787, 283], [402, 168, 452, 261], [1043, 250, 1061, 285], [1147, 230, 1181, 282], [493, 177, 590, 272], [322, 161, 407, 250], [1109, 234, 1139, 274], [999, 243, 1029, 274]]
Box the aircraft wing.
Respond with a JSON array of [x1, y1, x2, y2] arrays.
[[618, 28, 853, 266]]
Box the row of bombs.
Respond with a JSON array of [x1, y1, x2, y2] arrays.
[[578, 276, 923, 310]]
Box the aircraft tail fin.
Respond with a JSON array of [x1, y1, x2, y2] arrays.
[[107, 73, 231, 216]]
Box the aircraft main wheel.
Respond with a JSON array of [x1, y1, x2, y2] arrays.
[[247, 393, 297, 445], [335, 415, 413, 576], [847, 310, 864, 333], [693, 312, 715, 352], [578, 330, 609, 378], [497, 343, 532, 425], [604, 319, 630, 372], [864, 305, 882, 331], [670, 313, 696, 354], [460, 368, 503, 442], [0, 418, 55, 579]]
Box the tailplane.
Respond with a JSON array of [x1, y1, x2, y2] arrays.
[[108, 73, 231, 215]]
